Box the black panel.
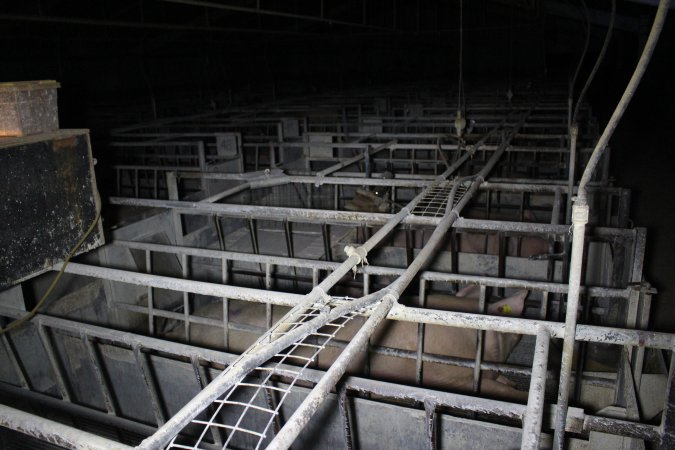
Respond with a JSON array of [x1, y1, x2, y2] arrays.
[[0, 131, 104, 288]]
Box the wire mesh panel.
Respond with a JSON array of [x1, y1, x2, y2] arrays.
[[412, 181, 469, 217], [166, 299, 366, 450]]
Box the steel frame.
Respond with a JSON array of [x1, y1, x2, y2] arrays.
[[1, 85, 673, 449]]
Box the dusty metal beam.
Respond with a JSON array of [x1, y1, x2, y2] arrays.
[[0, 404, 133, 450]]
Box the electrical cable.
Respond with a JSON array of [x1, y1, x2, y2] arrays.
[[0, 210, 102, 336], [572, 0, 615, 125], [568, 0, 591, 125], [457, 0, 464, 113]]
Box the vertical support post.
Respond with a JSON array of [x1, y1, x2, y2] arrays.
[[521, 328, 550, 450], [283, 220, 298, 291], [146, 250, 155, 335], [265, 263, 274, 329], [222, 257, 229, 349], [660, 351, 675, 448], [553, 202, 589, 450], [416, 278, 427, 385], [566, 124, 578, 224], [197, 141, 207, 192], [338, 384, 354, 450], [269, 141, 276, 168], [540, 291, 549, 320], [166, 172, 184, 245], [190, 355, 225, 446], [322, 223, 332, 261], [37, 325, 71, 402], [82, 334, 117, 415], [473, 285, 486, 393], [552, 188, 562, 225], [497, 233, 506, 297], [424, 400, 437, 450], [1, 334, 29, 389], [181, 253, 190, 341], [133, 344, 166, 426]]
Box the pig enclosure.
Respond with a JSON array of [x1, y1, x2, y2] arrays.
[[1, 84, 674, 449]]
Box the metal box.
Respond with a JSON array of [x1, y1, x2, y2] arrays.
[[0, 80, 60, 137], [0, 130, 104, 288]]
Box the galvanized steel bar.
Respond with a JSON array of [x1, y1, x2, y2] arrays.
[[0, 310, 665, 442], [50, 261, 675, 349], [112, 240, 631, 298], [0, 404, 134, 450], [520, 328, 550, 450]]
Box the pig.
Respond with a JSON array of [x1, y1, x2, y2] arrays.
[[344, 188, 390, 213], [458, 209, 550, 258], [165, 286, 528, 402]]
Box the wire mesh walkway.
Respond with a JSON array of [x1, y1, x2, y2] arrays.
[[412, 180, 470, 217], [167, 298, 369, 449]]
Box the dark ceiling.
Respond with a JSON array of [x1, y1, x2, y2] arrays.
[[1, 0, 668, 118]]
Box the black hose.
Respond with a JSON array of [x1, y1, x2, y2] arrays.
[[572, 0, 616, 125], [568, 0, 591, 123]]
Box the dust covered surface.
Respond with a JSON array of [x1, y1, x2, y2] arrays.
[[0, 131, 103, 288]]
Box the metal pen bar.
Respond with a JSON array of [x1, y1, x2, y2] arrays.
[[36, 325, 71, 402], [660, 351, 675, 448], [520, 328, 551, 450], [222, 258, 229, 349], [337, 384, 354, 450], [0, 333, 29, 389], [0, 404, 134, 450], [81, 334, 117, 416], [0, 310, 664, 442], [472, 285, 487, 393], [133, 344, 166, 426], [50, 262, 675, 349], [146, 250, 155, 335], [190, 354, 225, 447]]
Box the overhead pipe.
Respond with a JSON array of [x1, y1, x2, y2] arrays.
[[554, 1, 670, 448]]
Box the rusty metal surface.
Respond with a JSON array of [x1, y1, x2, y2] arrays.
[[0, 80, 60, 137], [0, 129, 104, 288]]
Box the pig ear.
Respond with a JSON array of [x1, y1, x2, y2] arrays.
[[456, 284, 479, 298], [487, 290, 528, 316]]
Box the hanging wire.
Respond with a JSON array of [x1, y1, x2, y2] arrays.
[[0, 210, 102, 336], [572, 0, 616, 125], [457, 0, 464, 113], [568, 0, 591, 126]]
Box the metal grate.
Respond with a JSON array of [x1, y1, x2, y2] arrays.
[[167, 299, 365, 450], [412, 181, 469, 217]]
